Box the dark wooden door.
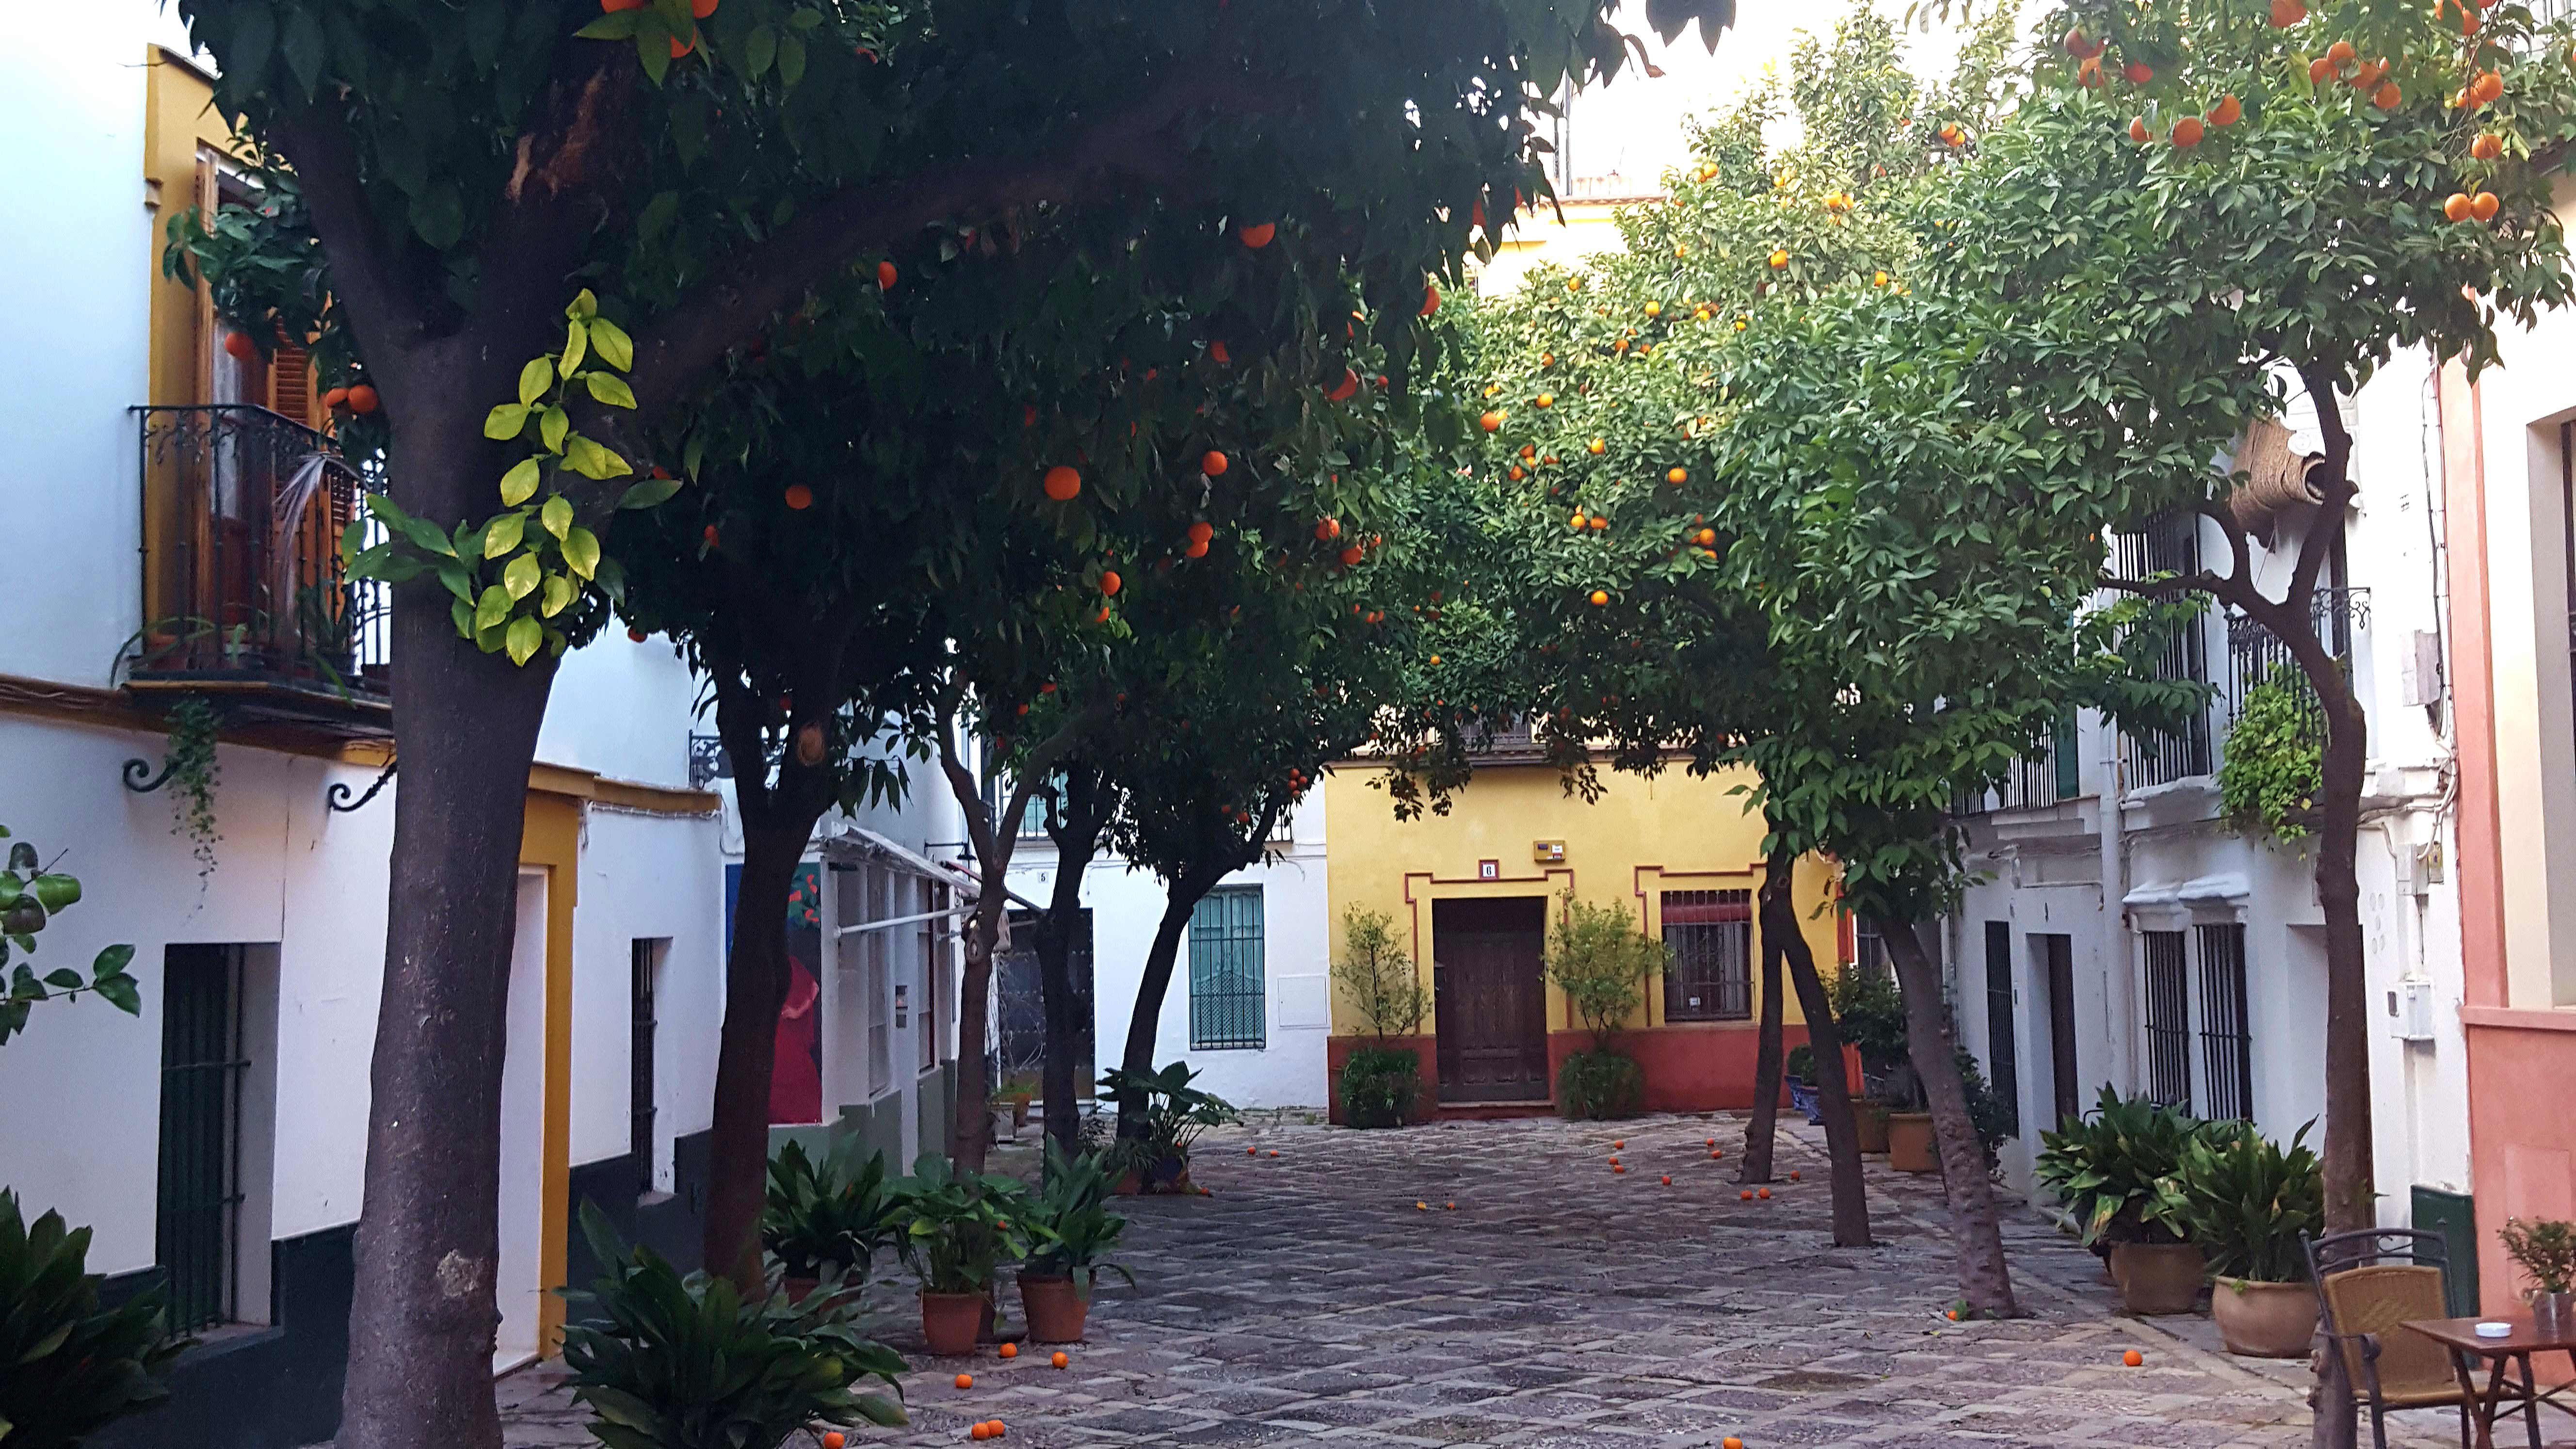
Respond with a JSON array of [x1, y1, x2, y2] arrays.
[[1433, 897, 1551, 1103], [2042, 934, 2080, 1132]]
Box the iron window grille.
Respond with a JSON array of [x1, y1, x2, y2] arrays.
[[1661, 889, 1753, 1022], [2196, 923, 2255, 1122], [1187, 886, 1267, 1050], [631, 940, 660, 1169], [1851, 915, 1892, 982], [1983, 922, 2021, 1139], [157, 945, 247, 1333], [2141, 931, 2194, 1111], [2112, 515, 2215, 788]]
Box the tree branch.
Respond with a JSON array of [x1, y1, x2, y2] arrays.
[[2191, 497, 2254, 602], [472, 43, 644, 363], [2288, 362, 2355, 613], [263, 103, 431, 390], [625, 61, 1261, 417]]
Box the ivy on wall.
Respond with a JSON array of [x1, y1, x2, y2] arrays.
[[2218, 664, 2323, 841]]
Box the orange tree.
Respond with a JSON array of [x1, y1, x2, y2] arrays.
[[1929, 0, 2576, 1236], [164, 0, 1730, 1439]]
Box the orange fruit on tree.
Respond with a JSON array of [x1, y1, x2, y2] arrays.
[[1667, 467, 1689, 485], [346, 384, 380, 415], [2077, 56, 2104, 87], [2326, 38, 2355, 64], [783, 483, 813, 510], [1187, 520, 1214, 546], [2063, 27, 2097, 56], [1327, 368, 1359, 402], [692, 0, 718, 15], [223, 330, 257, 360], [1099, 570, 1122, 596], [1420, 281, 1441, 316], [2212, 93, 2242, 126], [670, 31, 693, 58], [2123, 61, 2153, 83], [1238, 221, 1275, 248], [2470, 70, 2504, 105], [1315, 517, 1342, 541], [2472, 132, 2504, 159], [1534, 392, 1555, 407], [2445, 191, 2475, 221], [2128, 115, 2151, 143], [1208, 338, 1230, 364], [322, 386, 349, 410], [1570, 512, 1588, 529], [1767, 248, 1789, 268], [1340, 545, 1364, 566], [1643, 300, 1662, 317], [2270, 0, 2305, 23], [1587, 516, 1606, 532], [1201, 450, 1228, 477], [2307, 56, 2335, 83], [1589, 590, 1609, 606], [2172, 116, 2205, 147], [702, 525, 720, 546], [876, 260, 897, 290], [2374, 81, 2401, 110], [2472, 191, 2501, 221], [601, 0, 644, 8], [1043, 465, 1081, 501], [1588, 437, 1606, 454]]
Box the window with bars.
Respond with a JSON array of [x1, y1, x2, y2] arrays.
[[1983, 923, 2021, 1139], [157, 945, 247, 1333], [1188, 887, 1267, 1049], [1851, 915, 1891, 982], [1661, 890, 1752, 1021], [2196, 924, 2255, 1122], [2141, 931, 2194, 1111], [2114, 514, 2216, 785], [630, 940, 664, 1169]]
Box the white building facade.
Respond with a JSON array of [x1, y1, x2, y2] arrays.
[[1944, 353, 2475, 1258]]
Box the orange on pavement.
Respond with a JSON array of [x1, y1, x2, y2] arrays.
[[955, 1374, 973, 1389], [2124, 1349, 2144, 1366], [1052, 1352, 1069, 1368], [999, 1343, 1017, 1359]]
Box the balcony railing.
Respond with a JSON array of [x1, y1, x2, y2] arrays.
[[1954, 711, 2078, 816], [2226, 587, 2368, 737], [131, 405, 388, 718]]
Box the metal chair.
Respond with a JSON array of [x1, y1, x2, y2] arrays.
[[2304, 1228, 2523, 1449]]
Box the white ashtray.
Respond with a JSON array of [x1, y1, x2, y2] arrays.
[[2476, 1321, 2514, 1338]]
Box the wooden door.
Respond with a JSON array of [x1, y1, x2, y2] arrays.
[[2042, 934, 2080, 1132], [1432, 897, 1550, 1103]]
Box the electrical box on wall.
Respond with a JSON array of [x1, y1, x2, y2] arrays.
[[2388, 978, 2436, 1042], [1532, 840, 1565, 864]]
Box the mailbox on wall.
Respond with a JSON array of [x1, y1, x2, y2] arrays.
[[1531, 840, 1565, 863]]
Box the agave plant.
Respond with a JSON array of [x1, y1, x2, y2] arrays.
[[558, 1203, 907, 1449], [761, 1138, 895, 1285], [2033, 1087, 2236, 1247], [2166, 1122, 2324, 1283], [0, 1191, 187, 1449]]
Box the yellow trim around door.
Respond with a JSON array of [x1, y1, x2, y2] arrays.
[[519, 794, 580, 1355]]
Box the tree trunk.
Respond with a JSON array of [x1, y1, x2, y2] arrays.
[[1739, 908, 1785, 1186], [2310, 663, 2374, 1234], [1882, 917, 2017, 1315], [1770, 855, 1872, 1248], [339, 470, 560, 1449], [949, 890, 1007, 1173], [1035, 824, 1101, 1159], [1116, 886, 1203, 1140], [701, 814, 823, 1288]]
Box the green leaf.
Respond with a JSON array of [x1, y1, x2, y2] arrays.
[[410, 182, 465, 250], [566, 289, 599, 321], [563, 527, 603, 580], [486, 511, 528, 559], [636, 26, 672, 84], [452, 596, 478, 638], [744, 23, 778, 79], [560, 319, 590, 378], [395, 514, 457, 559], [42, 969, 81, 991], [281, 8, 326, 97], [576, 9, 644, 39], [28, 875, 79, 913], [484, 403, 531, 440], [563, 435, 633, 481], [587, 316, 636, 373], [436, 560, 475, 604], [616, 476, 683, 510], [583, 372, 637, 409], [339, 519, 368, 565], [540, 573, 576, 617], [502, 552, 542, 601], [475, 585, 514, 631], [541, 495, 574, 541], [505, 615, 544, 666], [634, 193, 679, 242], [540, 406, 570, 454], [777, 31, 807, 87], [499, 457, 544, 507], [519, 356, 555, 408]]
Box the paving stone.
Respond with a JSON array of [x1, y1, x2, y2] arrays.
[[487, 1114, 2465, 1448]]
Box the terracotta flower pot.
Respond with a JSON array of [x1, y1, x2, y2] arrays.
[[1852, 1100, 1892, 1155], [2210, 1276, 2316, 1357], [1112, 1170, 1143, 1197], [1886, 1112, 1938, 1174], [1011, 1098, 1031, 1128], [2110, 1241, 2205, 1316], [780, 1275, 864, 1314], [919, 1290, 984, 1355], [1019, 1274, 1088, 1343]]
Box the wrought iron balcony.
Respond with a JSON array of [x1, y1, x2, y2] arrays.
[[2226, 587, 2369, 739], [129, 405, 389, 733]]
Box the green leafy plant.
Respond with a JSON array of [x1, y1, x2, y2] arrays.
[[0, 826, 140, 1048], [2220, 665, 2325, 841], [558, 1203, 906, 1449], [1784, 1043, 1817, 1085], [1953, 1048, 2013, 1172], [1338, 1047, 1422, 1130], [2502, 1218, 2576, 1297], [761, 1139, 894, 1285], [1542, 890, 1663, 1041], [2034, 1087, 2232, 1247], [163, 694, 222, 879], [1098, 1063, 1239, 1185], [1556, 1047, 1645, 1121], [1021, 1141, 1135, 1298], [1828, 966, 1910, 1094], [885, 1155, 1032, 1297], [0, 1190, 188, 1449], [2168, 1123, 2324, 1284], [1332, 908, 1429, 1044]]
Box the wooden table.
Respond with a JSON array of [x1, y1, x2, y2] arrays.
[[2401, 1315, 2576, 1449]]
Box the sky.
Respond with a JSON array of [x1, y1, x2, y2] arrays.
[[1554, 0, 2020, 194]]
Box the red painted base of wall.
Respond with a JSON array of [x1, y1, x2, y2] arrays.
[[1326, 1027, 1849, 1122]]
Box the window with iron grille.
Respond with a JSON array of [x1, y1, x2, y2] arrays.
[[1661, 889, 1752, 1021], [1188, 887, 1266, 1049], [2141, 931, 2194, 1111], [157, 945, 247, 1333], [1983, 923, 2021, 1139], [631, 939, 664, 1169], [2196, 924, 2255, 1122], [2113, 514, 2214, 786]]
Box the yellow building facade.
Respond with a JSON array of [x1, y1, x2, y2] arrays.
[[1323, 753, 1845, 1117]]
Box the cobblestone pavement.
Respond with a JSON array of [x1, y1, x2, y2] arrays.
[[499, 1112, 2474, 1449]]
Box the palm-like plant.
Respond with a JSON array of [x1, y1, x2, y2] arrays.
[[2166, 1123, 2324, 1283], [885, 1155, 1032, 1296], [761, 1139, 894, 1286], [1022, 1141, 1137, 1298], [0, 1191, 187, 1449], [2034, 1087, 2235, 1247], [1098, 1063, 1239, 1183]]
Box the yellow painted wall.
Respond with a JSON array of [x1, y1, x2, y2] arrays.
[[1472, 196, 1654, 300], [519, 793, 581, 1355], [1322, 759, 1840, 1035]]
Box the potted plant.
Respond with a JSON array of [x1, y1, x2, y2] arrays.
[[1017, 1142, 1136, 1343], [1331, 908, 1430, 1128], [886, 1155, 1032, 1355], [561, 1203, 909, 1446], [1100, 1063, 1239, 1193], [2168, 1124, 2324, 1356], [762, 1137, 895, 1307], [1829, 967, 1908, 1153], [2502, 1218, 2576, 1335], [997, 1075, 1038, 1130], [1784, 1044, 1823, 1126], [1541, 890, 1660, 1120], [2034, 1087, 2220, 1314], [0, 1191, 188, 1446]]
